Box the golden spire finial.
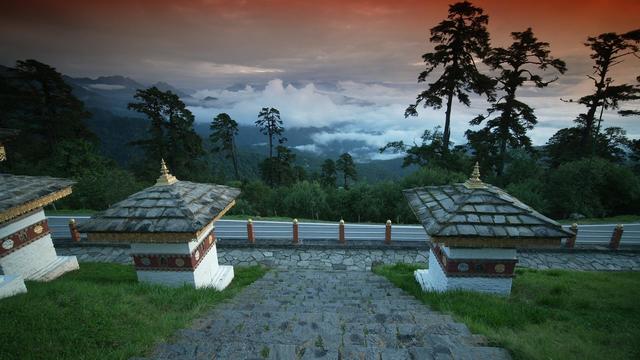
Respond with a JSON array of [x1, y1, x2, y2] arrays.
[[156, 158, 178, 185], [464, 162, 486, 189]]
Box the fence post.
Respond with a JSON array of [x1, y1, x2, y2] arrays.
[[69, 218, 81, 242], [385, 220, 392, 245], [292, 218, 299, 244], [339, 219, 345, 244], [247, 219, 255, 244], [609, 224, 624, 250], [566, 223, 577, 248]]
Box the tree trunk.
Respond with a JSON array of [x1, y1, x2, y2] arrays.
[[268, 131, 273, 158], [498, 136, 507, 176], [581, 61, 610, 150], [443, 91, 454, 153], [231, 137, 240, 180]]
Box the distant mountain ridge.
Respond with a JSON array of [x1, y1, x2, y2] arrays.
[[60, 73, 413, 181]]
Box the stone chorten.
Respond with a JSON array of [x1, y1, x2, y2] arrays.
[[403, 162, 573, 295], [78, 160, 240, 290], [0, 174, 79, 299]]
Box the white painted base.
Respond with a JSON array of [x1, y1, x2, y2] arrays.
[[209, 265, 234, 291], [414, 249, 513, 296], [0, 274, 27, 300], [0, 237, 78, 281], [0, 235, 59, 279], [29, 256, 79, 282], [134, 243, 234, 290]]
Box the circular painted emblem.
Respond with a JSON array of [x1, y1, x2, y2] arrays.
[[494, 264, 506, 273], [140, 257, 151, 266], [194, 250, 200, 261], [175, 258, 185, 267], [457, 262, 469, 272], [34, 225, 44, 234], [2, 239, 14, 250]]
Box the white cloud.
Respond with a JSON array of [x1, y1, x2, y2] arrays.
[[187, 78, 640, 157], [143, 59, 283, 77], [293, 144, 321, 153]]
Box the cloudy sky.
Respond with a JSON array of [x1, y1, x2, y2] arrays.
[[1, 0, 639, 154]]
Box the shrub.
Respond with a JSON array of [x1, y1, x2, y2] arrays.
[[546, 158, 640, 218]]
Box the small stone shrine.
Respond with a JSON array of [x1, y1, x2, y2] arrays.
[[0, 174, 79, 299], [78, 160, 240, 290], [403, 163, 573, 295]]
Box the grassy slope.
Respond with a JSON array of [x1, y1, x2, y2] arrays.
[[0, 263, 266, 360], [374, 263, 640, 360]]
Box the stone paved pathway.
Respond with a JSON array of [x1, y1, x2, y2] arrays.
[[141, 270, 510, 359]]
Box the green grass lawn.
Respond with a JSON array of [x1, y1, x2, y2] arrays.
[[0, 263, 267, 360], [374, 263, 640, 360]]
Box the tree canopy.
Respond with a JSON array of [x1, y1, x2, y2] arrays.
[[128, 86, 204, 180], [336, 152, 357, 189], [406, 1, 494, 152], [210, 113, 240, 180], [467, 28, 566, 175], [255, 107, 285, 158], [568, 29, 640, 152]]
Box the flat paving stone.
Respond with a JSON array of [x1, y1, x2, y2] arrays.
[[141, 270, 510, 360]]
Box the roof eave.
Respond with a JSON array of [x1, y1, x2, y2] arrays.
[[0, 185, 73, 224]]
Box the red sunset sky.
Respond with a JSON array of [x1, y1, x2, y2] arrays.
[[1, 0, 638, 148]]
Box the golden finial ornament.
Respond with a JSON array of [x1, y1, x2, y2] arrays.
[[156, 158, 178, 185], [464, 162, 486, 189]]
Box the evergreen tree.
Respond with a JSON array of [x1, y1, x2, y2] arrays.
[[406, 1, 494, 152], [128, 87, 204, 179], [467, 28, 566, 175], [545, 126, 629, 167], [320, 159, 337, 187], [259, 145, 296, 187], [209, 113, 240, 179], [0, 59, 95, 170], [255, 107, 285, 158], [336, 152, 357, 188], [568, 29, 640, 152]]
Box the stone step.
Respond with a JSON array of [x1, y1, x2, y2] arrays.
[[147, 339, 504, 360], [27, 255, 78, 281], [194, 310, 451, 331], [0, 274, 27, 299], [182, 315, 477, 351], [140, 270, 509, 360]]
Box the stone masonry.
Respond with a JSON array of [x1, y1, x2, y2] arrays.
[[136, 270, 510, 359], [55, 243, 640, 271]]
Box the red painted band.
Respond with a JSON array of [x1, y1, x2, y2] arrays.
[[0, 219, 49, 258], [132, 231, 217, 272], [431, 244, 517, 278]]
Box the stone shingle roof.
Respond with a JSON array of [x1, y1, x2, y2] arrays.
[[78, 181, 240, 234], [403, 183, 573, 239], [0, 174, 75, 223]]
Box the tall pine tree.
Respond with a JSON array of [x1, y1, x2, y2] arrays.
[[128, 87, 204, 179], [570, 29, 640, 152], [467, 28, 566, 175], [406, 1, 494, 152], [336, 152, 357, 189], [255, 107, 285, 158], [210, 113, 240, 179]]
